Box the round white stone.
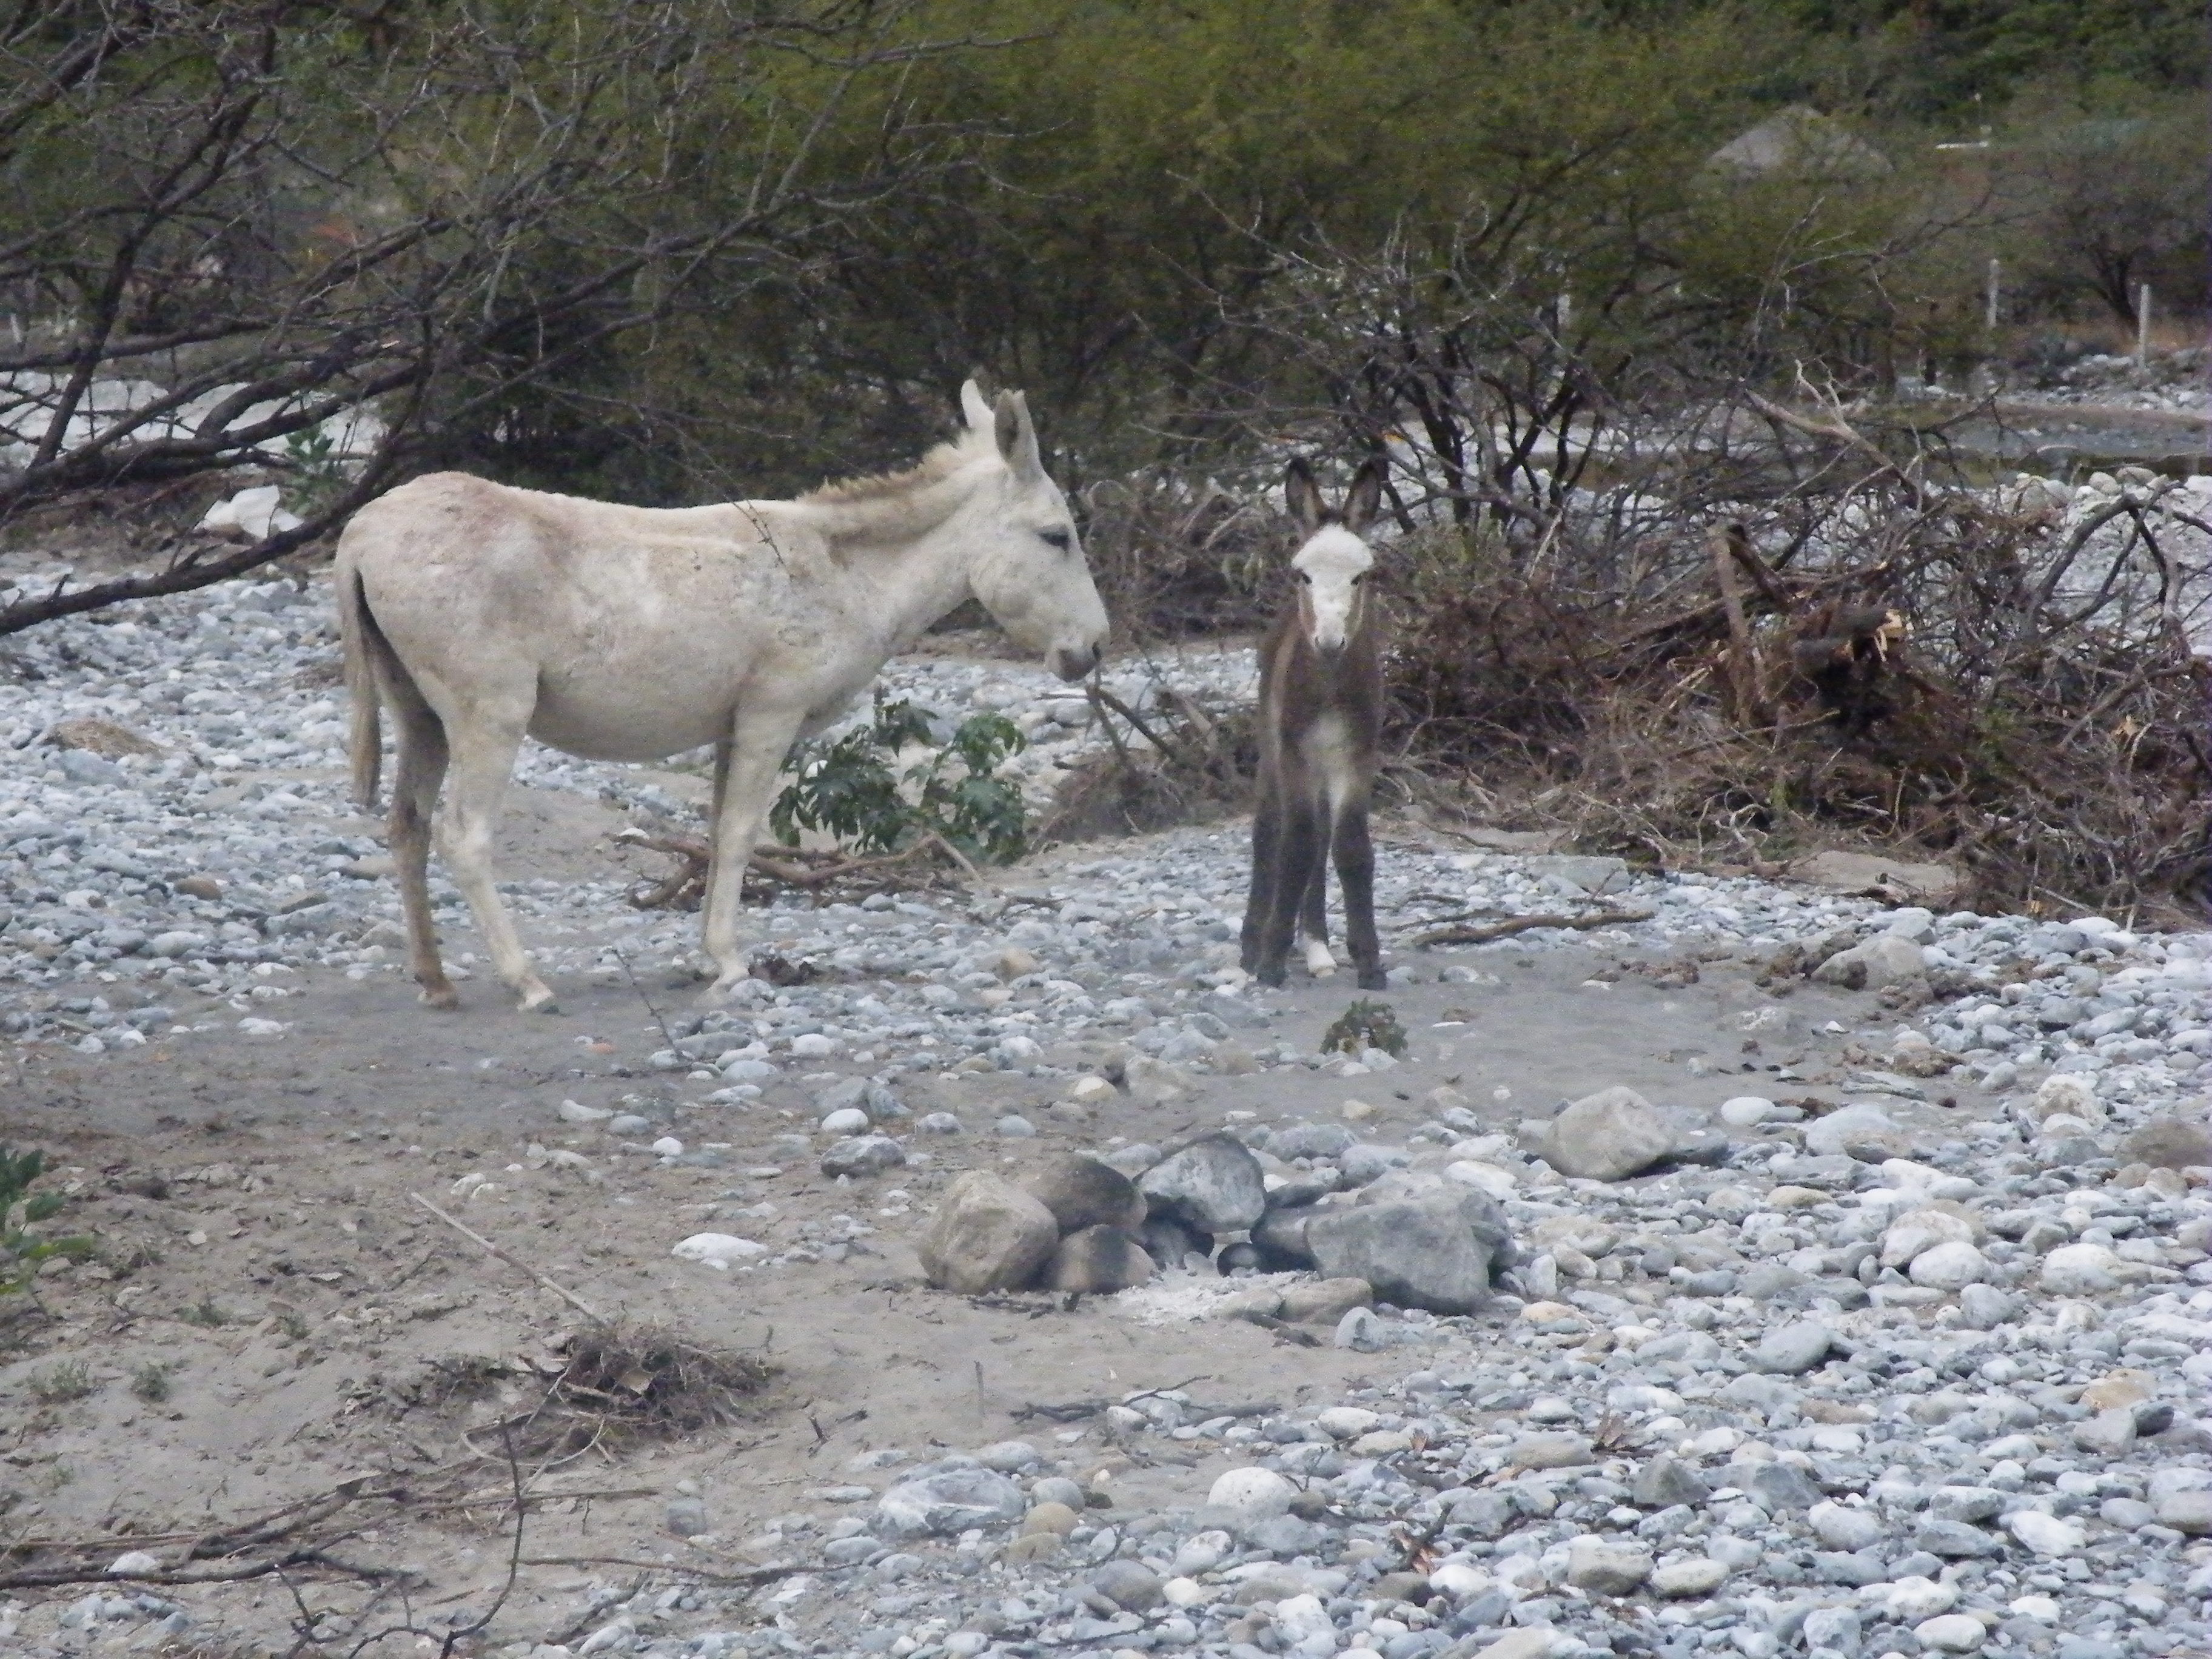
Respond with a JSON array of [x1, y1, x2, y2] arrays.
[[1909, 1240, 1987, 1290], [1885, 1577, 1957, 1621], [2006, 1510, 2083, 1556], [1718, 1096, 1775, 1127], [1206, 1467, 1295, 1518], [2040, 1243, 2120, 1295], [1914, 1614, 1986, 1654], [669, 1233, 768, 1270]]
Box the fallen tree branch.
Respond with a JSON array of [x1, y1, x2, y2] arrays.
[[409, 1193, 602, 1319], [1410, 908, 1654, 947], [518, 1555, 811, 1586], [617, 830, 951, 908], [0, 1546, 404, 1592]]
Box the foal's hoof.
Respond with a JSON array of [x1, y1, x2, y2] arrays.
[[1255, 964, 1287, 989], [1357, 970, 1389, 991], [418, 982, 461, 1011], [518, 987, 562, 1016]]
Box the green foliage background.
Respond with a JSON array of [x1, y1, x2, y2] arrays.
[[2, 0, 2199, 506]]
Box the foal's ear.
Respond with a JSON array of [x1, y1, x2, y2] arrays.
[[960, 377, 994, 432], [1284, 457, 1324, 535], [993, 389, 1044, 480], [1343, 457, 1386, 534]]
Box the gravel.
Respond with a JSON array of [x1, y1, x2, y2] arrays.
[[2, 565, 2210, 1659]]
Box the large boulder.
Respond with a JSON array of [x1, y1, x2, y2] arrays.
[[1252, 1201, 1321, 1269], [1543, 1086, 1675, 1182], [1137, 1133, 1267, 1234], [1791, 851, 1960, 905], [918, 1171, 1059, 1293], [1021, 1152, 1146, 1233], [1811, 934, 1928, 991], [2123, 1115, 2211, 1170], [1043, 1225, 1155, 1293], [1305, 1190, 1512, 1315]]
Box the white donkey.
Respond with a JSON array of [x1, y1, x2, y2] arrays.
[[337, 380, 1108, 1013]]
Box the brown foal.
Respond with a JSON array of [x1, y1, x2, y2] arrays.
[[1239, 456, 1389, 991]]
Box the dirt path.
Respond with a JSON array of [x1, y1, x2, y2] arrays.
[[0, 810, 1989, 1654]]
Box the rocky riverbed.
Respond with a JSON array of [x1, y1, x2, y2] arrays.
[[0, 571, 2208, 1659]]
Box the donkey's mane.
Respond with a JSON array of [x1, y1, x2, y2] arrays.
[[799, 430, 987, 507]]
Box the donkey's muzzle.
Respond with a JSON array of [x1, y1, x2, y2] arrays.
[[1049, 640, 1103, 682]]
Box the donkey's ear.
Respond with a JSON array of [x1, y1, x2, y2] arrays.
[[960, 377, 994, 432], [1342, 457, 1386, 534], [1284, 457, 1324, 535], [993, 389, 1044, 480]]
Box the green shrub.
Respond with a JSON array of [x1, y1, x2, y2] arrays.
[[771, 694, 1030, 865], [0, 1146, 92, 1297]]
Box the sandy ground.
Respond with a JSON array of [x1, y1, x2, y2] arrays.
[[0, 808, 1995, 1654]]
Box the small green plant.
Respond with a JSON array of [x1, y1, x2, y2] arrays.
[[1, 1145, 93, 1296], [770, 693, 1030, 864], [276, 1310, 310, 1341], [178, 1296, 229, 1329], [1320, 999, 1408, 1058], [29, 1359, 94, 1403], [280, 423, 350, 515], [130, 1361, 175, 1403]]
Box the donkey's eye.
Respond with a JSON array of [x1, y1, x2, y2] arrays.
[[1039, 526, 1072, 551]]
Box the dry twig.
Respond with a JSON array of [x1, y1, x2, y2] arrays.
[[407, 1193, 601, 1318]]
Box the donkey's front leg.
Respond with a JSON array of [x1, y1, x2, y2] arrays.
[[700, 709, 805, 1000], [1334, 792, 1386, 990]]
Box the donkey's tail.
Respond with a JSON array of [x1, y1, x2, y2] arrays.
[[337, 565, 384, 810]]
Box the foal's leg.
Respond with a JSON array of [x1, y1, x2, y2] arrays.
[[1333, 783, 1386, 990], [386, 691, 454, 1009], [438, 709, 557, 1013], [1240, 768, 1282, 976], [701, 708, 805, 999], [1256, 785, 1323, 988], [1298, 816, 1336, 977]]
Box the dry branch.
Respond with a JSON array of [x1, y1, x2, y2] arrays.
[[1410, 909, 1654, 947], [407, 1193, 601, 1318]]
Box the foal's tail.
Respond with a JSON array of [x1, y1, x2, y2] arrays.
[[337, 565, 384, 810]]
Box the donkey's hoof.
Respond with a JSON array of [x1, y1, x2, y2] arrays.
[[1255, 964, 1288, 989], [1357, 970, 1389, 991], [418, 982, 461, 1011], [518, 988, 562, 1015], [699, 971, 751, 1006]]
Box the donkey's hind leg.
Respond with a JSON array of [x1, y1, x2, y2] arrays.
[[1333, 789, 1385, 990], [386, 689, 455, 1009], [439, 708, 557, 1013]]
